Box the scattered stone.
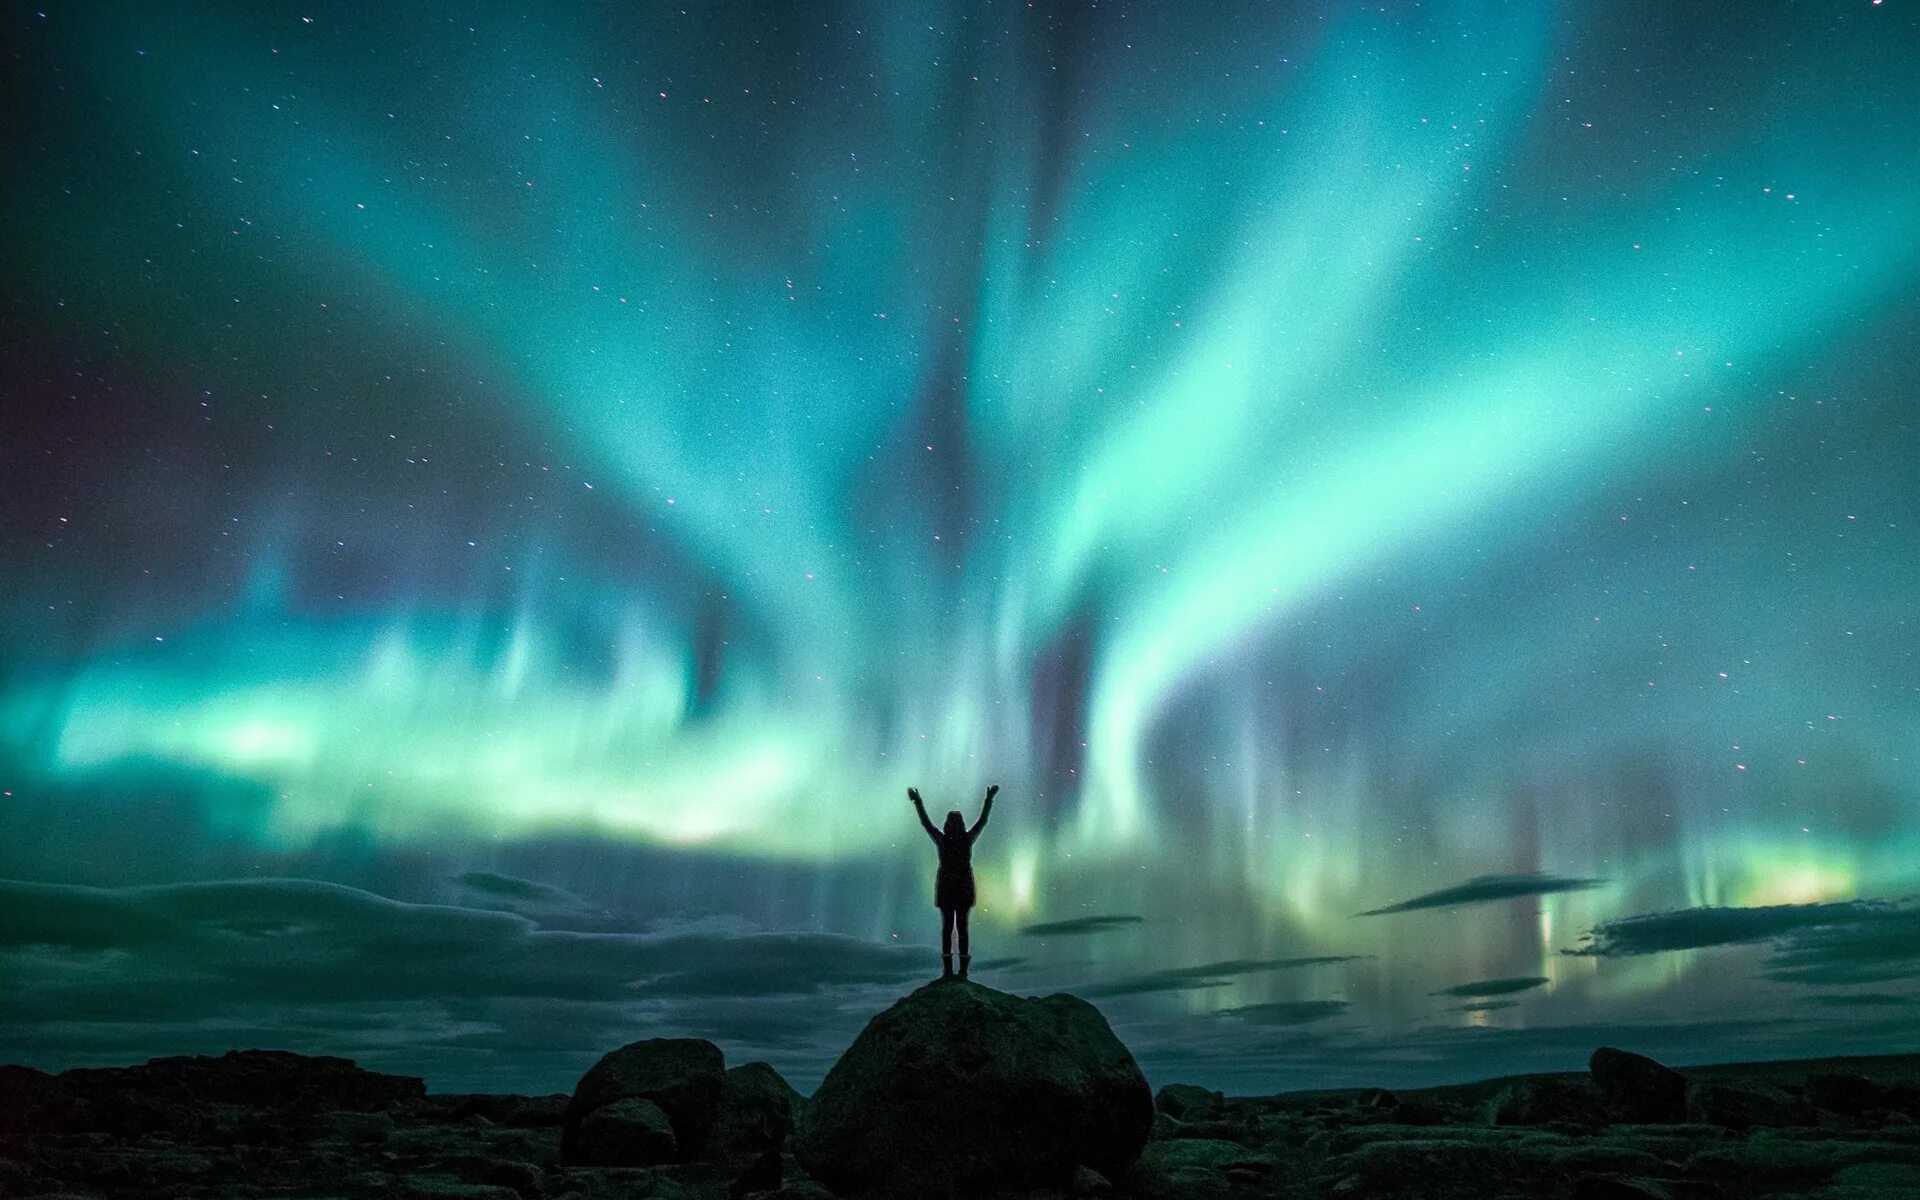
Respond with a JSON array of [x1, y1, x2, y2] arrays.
[[727, 1147, 782, 1196], [1136, 1138, 1261, 1198], [1825, 1160, 1920, 1198], [1156, 1083, 1227, 1121], [1572, 1177, 1676, 1200], [400, 1176, 524, 1200], [1687, 1080, 1813, 1130], [10, 1034, 1920, 1199], [1807, 1073, 1891, 1116], [480, 1158, 548, 1194], [1326, 1138, 1530, 1199], [1486, 1076, 1608, 1127], [567, 1098, 678, 1168], [314, 1109, 398, 1143], [1151, 1111, 1188, 1140], [757, 1184, 838, 1200], [444, 1093, 570, 1128], [1590, 1048, 1688, 1124]]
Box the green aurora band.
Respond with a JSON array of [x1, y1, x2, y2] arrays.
[[3, 0, 1919, 1089]]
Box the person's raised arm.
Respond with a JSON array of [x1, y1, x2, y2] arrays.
[[968, 784, 999, 841], [909, 787, 940, 841]]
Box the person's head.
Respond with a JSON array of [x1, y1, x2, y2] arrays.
[[943, 811, 966, 837]]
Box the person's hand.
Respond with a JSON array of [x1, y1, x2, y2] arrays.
[[908, 787, 921, 805], [985, 784, 999, 800]]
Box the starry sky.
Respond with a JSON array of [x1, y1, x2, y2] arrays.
[[3, 0, 1919, 1096]]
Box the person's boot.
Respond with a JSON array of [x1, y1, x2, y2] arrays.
[[941, 953, 954, 979], [958, 955, 971, 980]]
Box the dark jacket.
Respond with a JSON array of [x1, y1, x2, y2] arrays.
[[915, 794, 992, 910]]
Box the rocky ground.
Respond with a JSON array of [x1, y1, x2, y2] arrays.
[[3, 981, 1918, 1199]]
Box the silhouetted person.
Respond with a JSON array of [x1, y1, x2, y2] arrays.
[[910, 784, 997, 979]]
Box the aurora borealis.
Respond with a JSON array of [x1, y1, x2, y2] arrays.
[[3, 0, 1919, 1093]]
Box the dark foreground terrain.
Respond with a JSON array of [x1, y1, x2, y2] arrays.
[[4, 981, 1918, 1199]]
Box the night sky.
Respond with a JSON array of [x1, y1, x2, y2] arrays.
[[3, 1, 1919, 1096]]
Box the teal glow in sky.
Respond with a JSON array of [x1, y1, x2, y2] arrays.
[[3, 1, 1919, 1093]]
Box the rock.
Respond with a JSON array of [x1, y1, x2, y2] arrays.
[[567, 1098, 679, 1168], [399, 1178, 524, 1200], [1135, 1138, 1270, 1198], [1155, 1083, 1226, 1121], [443, 1093, 570, 1128], [1486, 1077, 1608, 1127], [1590, 1048, 1687, 1124], [705, 1062, 801, 1167], [1687, 1081, 1812, 1130], [1573, 1178, 1678, 1200], [563, 1038, 725, 1163], [727, 1147, 783, 1196], [1827, 1161, 1920, 1198], [314, 1108, 399, 1143], [1138, 1137, 1277, 1173], [15, 1039, 1920, 1199], [546, 1165, 694, 1200], [759, 1184, 838, 1200], [65, 1049, 426, 1111], [1326, 1137, 1673, 1200], [794, 980, 1153, 1196], [480, 1159, 548, 1195], [1327, 1138, 1529, 1199], [1392, 1096, 1468, 1127], [1807, 1073, 1891, 1116]]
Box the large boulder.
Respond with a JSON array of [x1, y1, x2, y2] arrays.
[[705, 1061, 802, 1167], [1590, 1047, 1686, 1124], [562, 1038, 726, 1164], [795, 980, 1153, 1196]]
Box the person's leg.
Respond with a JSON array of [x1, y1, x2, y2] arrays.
[[939, 907, 955, 977], [956, 909, 970, 977]]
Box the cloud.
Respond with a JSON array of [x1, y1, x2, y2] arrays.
[[1564, 899, 1886, 958], [971, 956, 1030, 972], [1431, 976, 1548, 998], [1764, 905, 1920, 985], [0, 877, 937, 1003], [1358, 873, 1605, 916], [1799, 992, 1913, 1008], [1081, 956, 1361, 998], [629, 933, 938, 997], [1017, 914, 1145, 937], [0, 876, 943, 1092], [1561, 896, 1920, 986], [443, 871, 628, 934], [1448, 1000, 1520, 1013], [1214, 999, 1349, 1026], [453, 870, 576, 904]]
